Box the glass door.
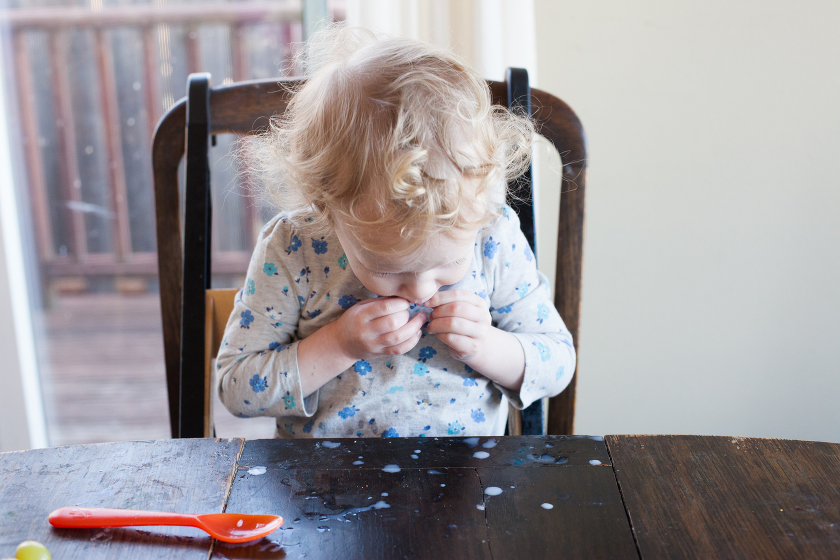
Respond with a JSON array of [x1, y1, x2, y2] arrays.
[[1, 0, 343, 446]]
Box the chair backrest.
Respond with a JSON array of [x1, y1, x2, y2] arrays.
[[152, 72, 586, 438]]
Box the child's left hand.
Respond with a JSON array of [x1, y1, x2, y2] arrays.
[[425, 290, 491, 362]]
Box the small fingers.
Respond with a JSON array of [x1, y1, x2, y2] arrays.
[[430, 301, 490, 324], [368, 308, 411, 335], [375, 311, 427, 350], [382, 326, 424, 356], [356, 297, 410, 320], [426, 315, 487, 338], [426, 289, 486, 309]]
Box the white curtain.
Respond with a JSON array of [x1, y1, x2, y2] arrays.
[[0, 38, 49, 451], [344, 0, 538, 84]]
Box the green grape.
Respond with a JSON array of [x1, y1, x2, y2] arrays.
[[14, 541, 51, 560]]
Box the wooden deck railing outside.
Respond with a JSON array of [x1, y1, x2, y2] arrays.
[[2, 1, 339, 292]]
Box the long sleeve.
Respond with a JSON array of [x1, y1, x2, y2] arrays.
[[482, 207, 576, 409], [215, 216, 319, 419]]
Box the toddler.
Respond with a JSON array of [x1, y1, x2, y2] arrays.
[[216, 27, 575, 438]]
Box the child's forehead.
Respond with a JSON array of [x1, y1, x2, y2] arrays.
[[361, 237, 474, 273], [339, 222, 478, 271]]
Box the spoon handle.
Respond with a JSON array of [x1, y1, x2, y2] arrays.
[[49, 507, 199, 529]]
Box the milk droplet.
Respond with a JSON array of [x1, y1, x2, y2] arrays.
[[322, 441, 340, 449], [473, 451, 490, 459], [381, 492, 388, 497], [541, 503, 554, 510], [476, 504, 485, 511], [248, 466, 267, 475], [382, 464, 401, 473], [589, 459, 602, 466], [482, 439, 498, 448], [236, 519, 244, 527], [411, 454, 419, 459], [484, 486, 503, 496]]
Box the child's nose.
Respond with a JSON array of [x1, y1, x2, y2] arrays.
[[399, 277, 437, 304]]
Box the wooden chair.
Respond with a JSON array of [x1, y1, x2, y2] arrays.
[[152, 71, 586, 439]]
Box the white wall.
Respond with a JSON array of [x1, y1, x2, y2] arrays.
[[535, 1, 840, 442]]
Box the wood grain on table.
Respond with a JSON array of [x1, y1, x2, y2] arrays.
[[607, 435, 840, 560], [0, 438, 243, 559], [215, 436, 638, 560]]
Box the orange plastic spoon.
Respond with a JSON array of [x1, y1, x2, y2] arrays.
[[49, 507, 284, 543]]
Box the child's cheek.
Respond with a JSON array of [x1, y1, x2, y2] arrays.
[[358, 274, 392, 298]]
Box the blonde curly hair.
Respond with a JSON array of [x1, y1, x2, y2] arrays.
[[242, 25, 533, 254]]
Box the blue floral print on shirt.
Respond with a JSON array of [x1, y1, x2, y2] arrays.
[[249, 374, 267, 392], [447, 421, 464, 435], [283, 393, 296, 409], [535, 342, 551, 361], [312, 238, 328, 254], [338, 405, 359, 419], [537, 303, 550, 324], [418, 346, 436, 362], [338, 294, 358, 309], [483, 237, 499, 259], [268, 342, 289, 352], [285, 235, 302, 254]]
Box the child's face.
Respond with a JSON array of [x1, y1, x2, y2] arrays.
[[334, 220, 478, 304]]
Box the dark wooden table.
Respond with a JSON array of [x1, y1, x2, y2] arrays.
[[1, 435, 838, 559]]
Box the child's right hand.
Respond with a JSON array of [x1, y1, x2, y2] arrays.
[[333, 297, 427, 360]]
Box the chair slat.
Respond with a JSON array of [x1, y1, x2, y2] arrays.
[[180, 72, 212, 438]]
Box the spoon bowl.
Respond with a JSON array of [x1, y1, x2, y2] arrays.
[[49, 507, 284, 543], [194, 512, 285, 542]]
